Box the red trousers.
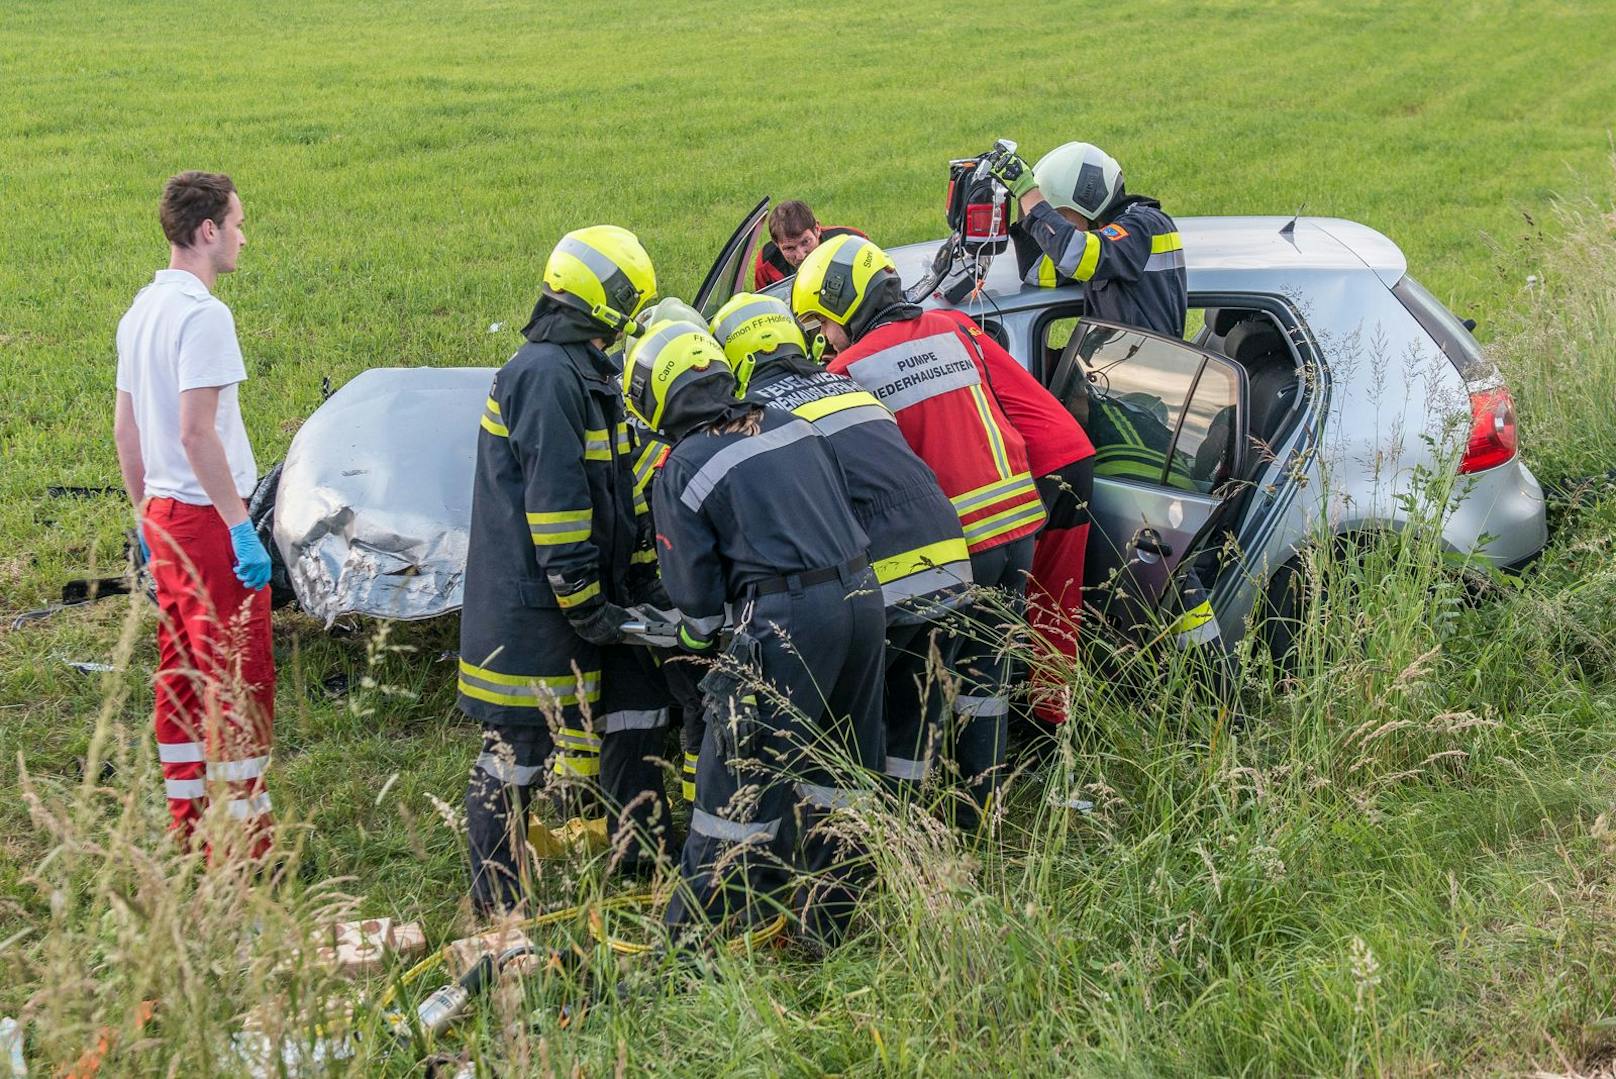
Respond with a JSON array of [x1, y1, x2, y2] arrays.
[[1028, 523, 1089, 724], [142, 498, 275, 855], [1027, 458, 1093, 725]]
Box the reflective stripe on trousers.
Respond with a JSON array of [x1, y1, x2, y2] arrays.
[[477, 751, 544, 786], [681, 751, 698, 802], [795, 782, 864, 811], [227, 792, 273, 820], [1170, 599, 1221, 648], [955, 693, 1009, 717], [884, 755, 930, 782], [690, 807, 781, 843], [603, 708, 669, 733]]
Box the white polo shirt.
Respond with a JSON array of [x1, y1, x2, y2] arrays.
[[115, 269, 258, 505]]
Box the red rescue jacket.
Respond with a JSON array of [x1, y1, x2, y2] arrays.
[[829, 310, 1047, 554], [934, 310, 1094, 477]]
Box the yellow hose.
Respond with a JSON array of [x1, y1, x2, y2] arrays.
[[375, 891, 655, 1010], [374, 889, 785, 1010], [585, 894, 788, 955]]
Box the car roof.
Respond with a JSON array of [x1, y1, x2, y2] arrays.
[[889, 215, 1409, 311]]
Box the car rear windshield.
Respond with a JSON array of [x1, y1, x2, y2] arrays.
[[1391, 275, 1490, 382]]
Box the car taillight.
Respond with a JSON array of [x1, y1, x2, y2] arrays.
[[1458, 386, 1518, 473]]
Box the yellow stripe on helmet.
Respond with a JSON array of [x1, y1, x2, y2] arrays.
[[790, 234, 896, 330], [623, 320, 732, 431]]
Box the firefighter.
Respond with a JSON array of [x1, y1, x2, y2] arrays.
[[623, 318, 885, 949], [458, 225, 673, 915], [710, 293, 972, 792], [828, 281, 1098, 727], [792, 235, 1047, 830], [624, 297, 724, 808], [990, 141, 1187, 339]]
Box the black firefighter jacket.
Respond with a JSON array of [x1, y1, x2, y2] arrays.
[[747, 359, 972, 624], [457, 336, 644, 726], [652, 407, 870, 650], [1011, 194, 1188, 339]]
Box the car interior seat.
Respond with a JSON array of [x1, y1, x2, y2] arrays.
[[1196, 307, 1246, 352], [1223, 318, 1300, 455]]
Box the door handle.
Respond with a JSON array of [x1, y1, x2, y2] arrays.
[[1130, 528, 1174, 560]]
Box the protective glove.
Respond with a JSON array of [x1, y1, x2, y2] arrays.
[[135, 530, 151, 565], [988, 152, 1038, 199], [567, 601, 632, 646], [228, 519, 273, 590]]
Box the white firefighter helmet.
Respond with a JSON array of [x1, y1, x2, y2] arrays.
[[1033, 142, 1125, 221]]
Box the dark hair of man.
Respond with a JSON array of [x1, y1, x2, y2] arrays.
[[159, 171, 236, 248], [767, 200, 818, 242]]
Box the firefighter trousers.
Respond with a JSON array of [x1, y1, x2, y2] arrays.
[[665, 566, 885, 949], [657, 653, 706, 804], [881, 620, 962, 792], [465, 724, 549, 914], [464, 709, 673, 914], [952, 535, 1035, 831], [142, 498, 275, 858]]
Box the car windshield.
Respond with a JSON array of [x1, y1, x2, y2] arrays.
[[1392, 275, 1490, 381]]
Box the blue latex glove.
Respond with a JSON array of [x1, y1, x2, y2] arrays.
[[136, 531, 151, 564], [228, 519, 272, 590]]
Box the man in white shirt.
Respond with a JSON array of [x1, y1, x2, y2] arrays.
[[113, 171, 276, 858]]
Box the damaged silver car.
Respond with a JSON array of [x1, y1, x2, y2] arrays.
[[266, 197, 1547, 651]]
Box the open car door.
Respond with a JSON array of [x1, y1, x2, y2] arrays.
[[1047, 320, 1249, 626], [692, 197, 769, 319]]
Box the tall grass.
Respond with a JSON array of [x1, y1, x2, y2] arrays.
[[1491, 155, 1616, 488]]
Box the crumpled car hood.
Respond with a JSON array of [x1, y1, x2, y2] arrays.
[[273, 366, 493, 624]]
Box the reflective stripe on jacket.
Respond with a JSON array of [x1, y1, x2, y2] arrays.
[[626, 425, 669, 573], [1012, 195, 1188, 339], [748, 362, 971, 620], [828, 311, 1046, 555], [932, 309, 1094, 477]]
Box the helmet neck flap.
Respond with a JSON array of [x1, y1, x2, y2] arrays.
[[661, 366, 754, 441], [522, 294, 615, 344], [848, 274, 919, 343]]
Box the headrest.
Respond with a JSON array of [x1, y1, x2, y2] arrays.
[[1223, 318, 1287, 366], [1207, 308, 1252, 337]]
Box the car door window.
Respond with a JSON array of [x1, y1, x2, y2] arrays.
[[1061, 323, 1244, 493], [693, 197, 769, 318], [1176, 359, 1241, 493], [1040, 314, 1080, 385]]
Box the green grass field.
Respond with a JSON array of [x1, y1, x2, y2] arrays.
[[4, 1, 1616, 1074]]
